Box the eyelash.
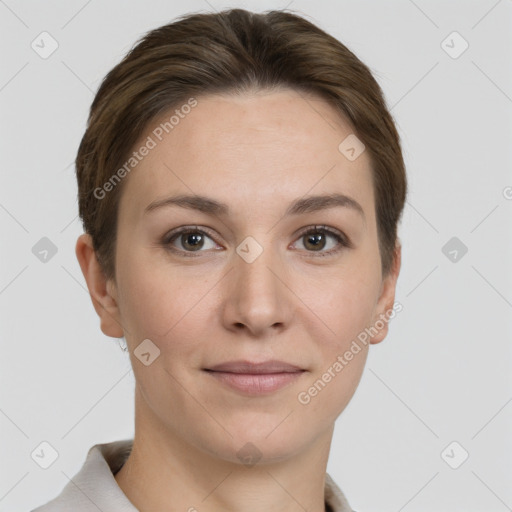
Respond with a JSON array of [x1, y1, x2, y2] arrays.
[[162, 225, 351, 258]]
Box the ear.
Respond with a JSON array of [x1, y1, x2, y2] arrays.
[[75, 233, 124, 338], [369, 242, 402, 345]]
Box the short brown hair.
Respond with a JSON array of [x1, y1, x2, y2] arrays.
[[76, 8, 407, 281]]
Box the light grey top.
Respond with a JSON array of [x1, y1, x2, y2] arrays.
[[32, 439, 355, 512]]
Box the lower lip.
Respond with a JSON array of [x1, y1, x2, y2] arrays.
[[205, 371, 305, 394]]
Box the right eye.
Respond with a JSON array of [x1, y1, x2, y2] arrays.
[[162, 226, 222, 256]]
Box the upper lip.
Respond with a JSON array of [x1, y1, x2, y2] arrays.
[[205, 360, 305, 374]]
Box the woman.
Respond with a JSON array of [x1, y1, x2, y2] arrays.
[[33, 7, 406, 511]]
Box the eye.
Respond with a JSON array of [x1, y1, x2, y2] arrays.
[[162, 224, 351, 258], [163, 226, 221, 256], [292, 225, 350, 257]]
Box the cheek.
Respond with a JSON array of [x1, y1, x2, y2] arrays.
[[294, 268, 379, 410], [294, 279, 377, 418], [296, 350, 368, 427], [304, 268, 381, 348], [116, 248, 216, 343]]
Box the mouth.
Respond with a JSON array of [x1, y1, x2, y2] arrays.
[[203, 360, 306, 395]]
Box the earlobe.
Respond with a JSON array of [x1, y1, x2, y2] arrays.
[[75, 233, 125, 338], [369, 243, 402, 345]]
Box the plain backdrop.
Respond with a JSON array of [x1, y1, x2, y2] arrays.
[[1, 1, 511, 511]]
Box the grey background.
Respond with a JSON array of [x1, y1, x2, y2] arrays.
[[1, 0, 511, 511]]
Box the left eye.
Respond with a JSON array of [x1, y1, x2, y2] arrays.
[[292, 227, 348, 256]]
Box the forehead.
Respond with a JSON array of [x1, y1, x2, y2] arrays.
[[118, 88, 374, 222]]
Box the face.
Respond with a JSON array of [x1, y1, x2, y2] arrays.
[[85, 88, 400, 464]]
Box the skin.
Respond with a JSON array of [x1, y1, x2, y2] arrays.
[[76, 88, 401, 512]]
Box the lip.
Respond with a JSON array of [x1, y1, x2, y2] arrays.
[[206, 360, 304, 374], [203, 360, 306, 395]]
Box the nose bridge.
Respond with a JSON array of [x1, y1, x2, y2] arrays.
[[237, 240, 278, 292], [225, 234, 290, 334]]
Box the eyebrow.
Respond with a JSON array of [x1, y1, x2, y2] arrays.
[[144, 193, 365, 219]]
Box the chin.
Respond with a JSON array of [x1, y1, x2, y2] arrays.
[[200, 416, 316, 466]]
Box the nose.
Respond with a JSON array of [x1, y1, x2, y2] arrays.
[[221, 240, 293, 338]]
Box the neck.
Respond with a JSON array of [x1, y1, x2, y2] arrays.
[[115, 387, 334, 512]]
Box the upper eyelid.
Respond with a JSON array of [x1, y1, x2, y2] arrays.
[[295, 224, 345, 239], [164, 225, 218, 243]]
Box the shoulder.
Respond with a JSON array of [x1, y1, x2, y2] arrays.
[[325, 472, 357, 512], [31, 439, 136, 512]]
